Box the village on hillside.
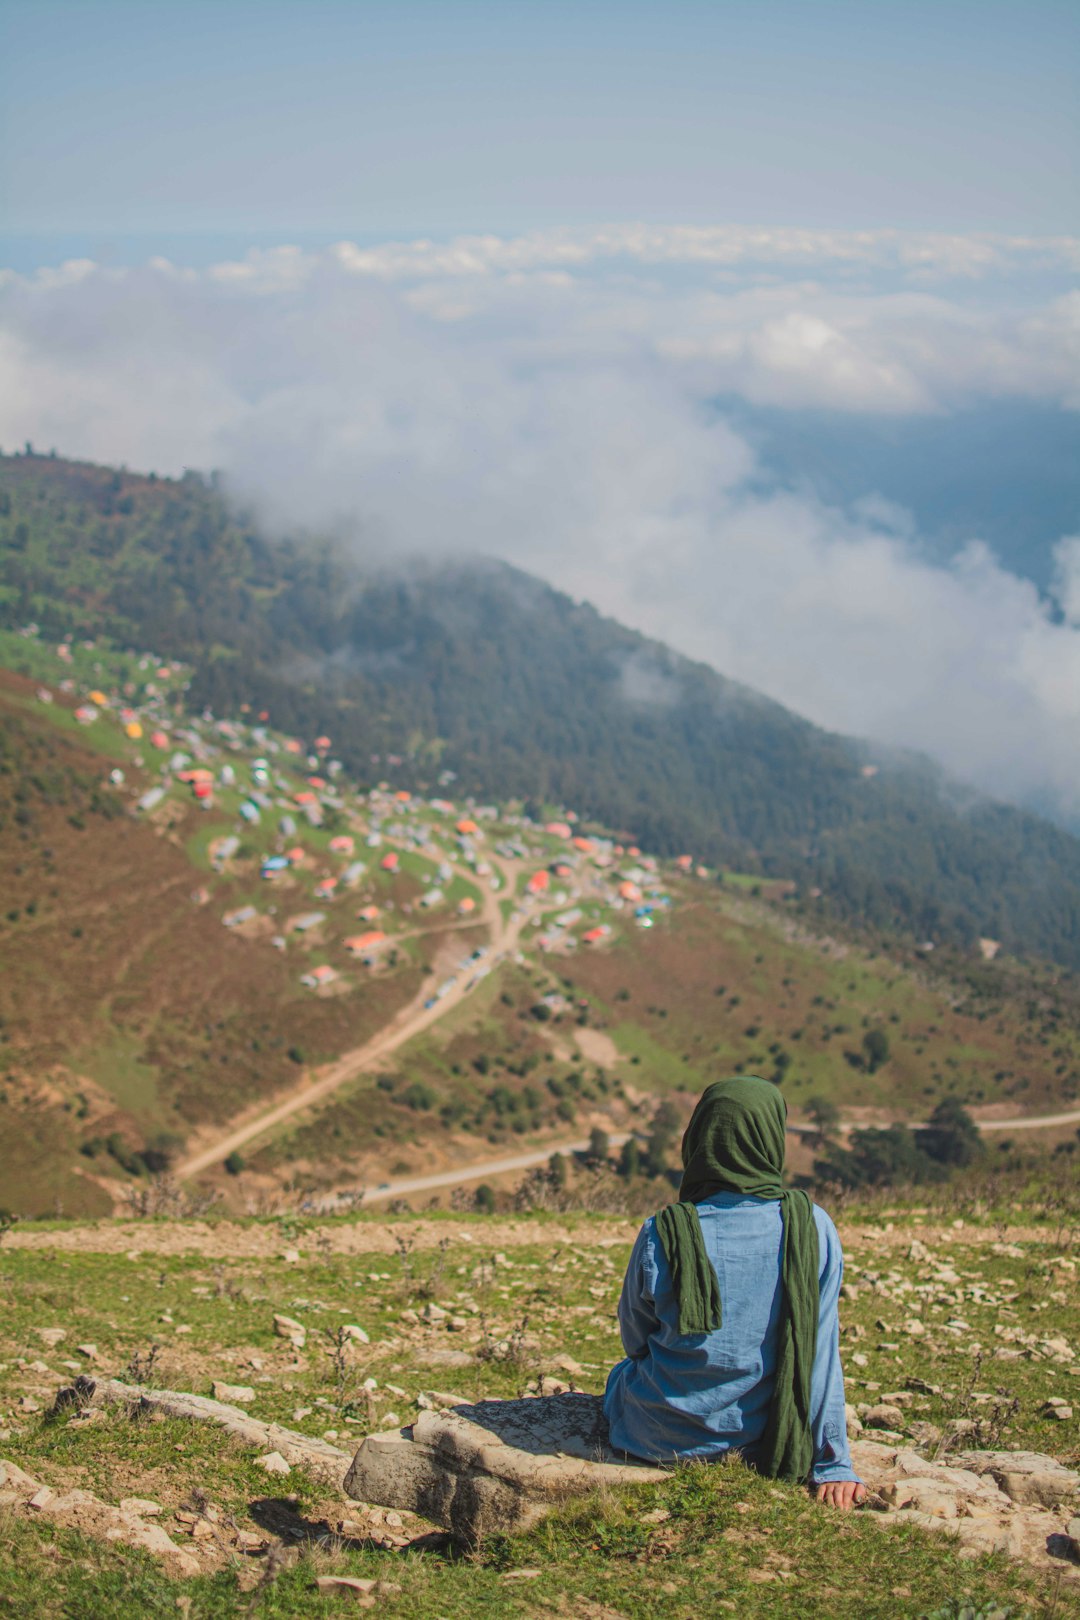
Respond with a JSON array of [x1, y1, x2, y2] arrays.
[[7, 623, 701, 1010]]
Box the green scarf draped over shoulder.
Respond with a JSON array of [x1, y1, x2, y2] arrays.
[[653, 1076, 820, 1483]]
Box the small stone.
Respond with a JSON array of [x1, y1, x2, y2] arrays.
[[341, 1324, 370, 1345], [212, 1382, 255, 1404], [399, 1309, 419, 1326], [640, 1507, 671, 1524], [882, 1478, 960, 1518], [315, 1574, 376, 1601], [281, 1248, 301, 1264], [845, 1404, 864, 1438], [120, 1497, 163, 1517], [447, 1316, 468, 1333], [864, 1404, 905, 1431], [1042, 1402, 1074, 1421], [257, 1451, 291, 1476], [272, 1313, 306, 1349], [34, 1329, 66, 1348], [421, 1303, 447, 1323], [500, 1569, 541, 1580], [28, 1487, 54, 1511], [0, 1459, 41, 1493], [16, 1396, 41, 1414], [75, 1344, 98, 1360]]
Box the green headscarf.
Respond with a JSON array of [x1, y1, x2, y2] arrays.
[[653, 1076, 820, 1483]]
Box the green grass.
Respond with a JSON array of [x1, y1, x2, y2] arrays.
[[70, 1030, 161, 1117], [0, 1208, 1073, 1617]]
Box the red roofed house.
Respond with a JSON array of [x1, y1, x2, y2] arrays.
[[357, 904, 380, 921], [527, 870, 550, 894], [328, 835, 355, 854], [456, 818, 478, 836], [380, 852, 400, 872], [344, 930, 387, 954]]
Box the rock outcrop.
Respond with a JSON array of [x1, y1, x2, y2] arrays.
[[346, 1393, 1080, 1573], [96, 1379, 352, 1489], [344, 1392, 666, 1544], [0, 1458, 200, 1577]]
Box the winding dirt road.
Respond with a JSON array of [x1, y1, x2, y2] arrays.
[[177, 855, 548, 1178], [177, 836, 1080, 1187]]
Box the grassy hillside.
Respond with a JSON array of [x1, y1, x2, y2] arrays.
[[0, 1197, 1076, 1617], [5, 450, 1080, 968], [2, 631, 1079, 1220]]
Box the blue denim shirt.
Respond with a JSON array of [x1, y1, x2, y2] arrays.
[[603, 1191, 857, 1482]]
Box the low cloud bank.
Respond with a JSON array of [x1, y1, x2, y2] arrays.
[[2, 230, 1080, 824]]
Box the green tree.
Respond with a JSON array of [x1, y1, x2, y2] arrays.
[[918, 1097, 982, 1168], [806, 1095, 841, 1144], [587, 1126, 610, 1164], [224, 1151, 245, 1176], [646, 1099, 682, 1175], [862, 1028, 890, 1073], [548, 1151, 567, 1190], [474, 1183, 496, 1214], [618, 1137, 642, 1179]]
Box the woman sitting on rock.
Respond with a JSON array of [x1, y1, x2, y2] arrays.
[[604, 1076, 865, 1508]]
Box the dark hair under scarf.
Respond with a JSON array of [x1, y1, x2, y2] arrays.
[[654, 1076, 820, 1483]]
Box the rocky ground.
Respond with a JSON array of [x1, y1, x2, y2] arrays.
[[0, 1205, 1077, 1617]]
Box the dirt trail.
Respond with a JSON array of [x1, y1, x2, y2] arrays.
[[5, 1215, 1069, 1260], [174, 838, 1080, 1183], [176, 855, 541, 1178]]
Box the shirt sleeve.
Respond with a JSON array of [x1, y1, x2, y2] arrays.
[[808, 1211, 860, 1484], [617, 1220, 661, 1360]]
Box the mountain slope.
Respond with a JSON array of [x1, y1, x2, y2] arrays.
[[3, 448, 1080, 967]]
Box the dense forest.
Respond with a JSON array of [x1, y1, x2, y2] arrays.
[[3, 449, 1080, 968]]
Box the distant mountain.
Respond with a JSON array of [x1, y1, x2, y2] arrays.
[[4, 449, 1080, 968]]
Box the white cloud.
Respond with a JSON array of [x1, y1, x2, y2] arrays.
[[2, 232, 1080, 825]]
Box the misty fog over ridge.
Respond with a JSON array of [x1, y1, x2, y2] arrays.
[[2, 224, 1079, 830]]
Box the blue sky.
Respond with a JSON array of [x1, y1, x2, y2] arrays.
[[2, 0, 1077, 261]]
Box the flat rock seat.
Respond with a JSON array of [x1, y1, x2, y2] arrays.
[[343, 1392, 667, 1544]]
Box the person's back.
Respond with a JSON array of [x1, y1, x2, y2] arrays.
[[605, 1193, 852, 1481], [604, 1077, 864, 1508]]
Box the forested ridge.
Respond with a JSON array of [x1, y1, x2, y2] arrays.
[[3, 449, 1080, 967]]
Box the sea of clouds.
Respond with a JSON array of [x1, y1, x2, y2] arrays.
[[2, 224, 1079, 823]]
